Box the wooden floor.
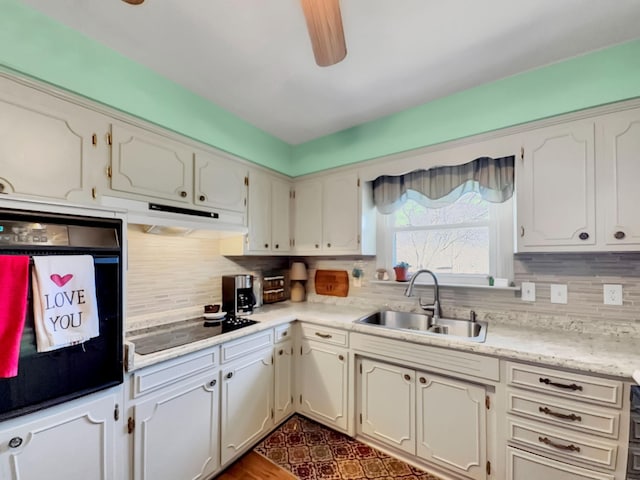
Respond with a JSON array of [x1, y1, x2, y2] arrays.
[[217, 451, 297, 480]]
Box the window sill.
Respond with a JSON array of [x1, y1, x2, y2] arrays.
[[369, 279, 520, 292]]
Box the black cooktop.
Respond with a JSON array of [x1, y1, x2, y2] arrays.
[[129, 315, 259, 355]]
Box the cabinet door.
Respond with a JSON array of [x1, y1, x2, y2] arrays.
[[299, 340, 348, 431], [274, 339, 294, 424], [323, 172, 360, 252], [194, 151, 247, 213], [358, 358, 415, 455], [271, 177, 292, 253], [518, 121, 596, 250], [293, 179, 323, 252], [246, 169, 272, 252], [220, 349, 273, 466], [416, 372, 487, 480], [600, 109, 640, 247], [0, 391, 117, 480], [111, 123, 193, 203], [132, 372, 219, 480], [0, 77, 104, 204], [507, 447, 614, 480]]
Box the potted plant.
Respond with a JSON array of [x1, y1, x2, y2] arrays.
[[393, 261, 410, 282]]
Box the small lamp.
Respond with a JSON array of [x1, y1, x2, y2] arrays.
[[290, 262, 308, 302]]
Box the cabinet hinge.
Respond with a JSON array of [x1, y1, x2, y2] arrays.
[[292, 238, 295, 247], [299, 394, 302, 404], [486, 460, 491, 475], [291, 395, 294, 404], [127, 417, 135, 435], [107, 166, 112, 178], [300, 346, 302, 355], [271, 408, 274, 419], [114, 404, 119, 421], [244, 198, 247, 206], [359, 413, 362, 424], [357, 234, 361, 245], [271, 355, 274, 364], [92, 133, 98, 147], [244, 176, 249, 186], [92, 187, 97, 200], [520, 147, 524, 160], [292, 190, 296, 199], [485, 395, 490, 410], [359, 364, 362, 374], [107, 132, 112, 146], [357, 178, 360, 187]]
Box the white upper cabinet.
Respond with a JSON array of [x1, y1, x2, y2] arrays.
[[247, 169, 272, 252], [194, 151, 247, 213], [599, 108, 640, 248], [293, 171, 375, 255], [517, 120, 596, 250], [0, 76, 108, 204], [271, 176, 292, 253], [111, 123, 193, 204]]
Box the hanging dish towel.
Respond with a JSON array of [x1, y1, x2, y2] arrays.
[[0, 255, 30, 378], [32, 255, 99, 352]]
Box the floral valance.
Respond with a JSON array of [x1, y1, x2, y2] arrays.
[[372, 155, 515, 214]]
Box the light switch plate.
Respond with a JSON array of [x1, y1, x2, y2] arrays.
[[521, 282, 536, 302], [550, 284, 568, 304], [603, 284, 623, 305]]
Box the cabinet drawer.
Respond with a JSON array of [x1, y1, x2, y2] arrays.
[[508, 419, 618, 470], [300, 324, 348, 347], [221, 329, 273, 363], [133, 347, 218, 398], [506, 362, 623, 407], [507, 447, 614, 480], [507, 389, 620, 439], [274, 323, 293, 343]]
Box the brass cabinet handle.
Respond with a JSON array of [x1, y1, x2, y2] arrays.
[[338, 354, 344, 361], [8, 437, 23, 448], [275, 244, 279, 249], [199, 194, 206, 202], [404, 374, 411, 381], [578, 232, 589, 240], [209, 379, 217, 387], [282, 331, 288, 337], [315, 332, 332, 339], [538, 436, 580, 452], [614, 231, 626, 240], [520, 226, 525, 237], [538, 406, 582, 422], [539, 377, 583, 391], [419, 377, 426, 384], [226, 372, 233, 379], [315, 244, 319, 248], [180, 191, 187, 198], [327, 243, 331, 248], [279, 349, 284, 356], [264, 243, 269, 248]]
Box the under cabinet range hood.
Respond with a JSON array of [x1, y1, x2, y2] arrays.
[[100, 196, 247, 237]]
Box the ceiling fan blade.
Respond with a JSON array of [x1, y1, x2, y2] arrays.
[[300, 0, 347, 67]]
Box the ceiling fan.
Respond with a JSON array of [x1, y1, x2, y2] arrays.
[[121, 0, 347, 66]]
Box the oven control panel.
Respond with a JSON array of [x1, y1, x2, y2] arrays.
[[0, 221, 69, 246]]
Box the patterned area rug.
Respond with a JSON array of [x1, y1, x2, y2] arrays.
[[254, 415, 441, 480]]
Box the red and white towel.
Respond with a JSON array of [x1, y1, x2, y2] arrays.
[[32, 255, 99, 352], [0, 255, 30, 378]]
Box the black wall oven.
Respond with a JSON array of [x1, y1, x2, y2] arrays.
[[0, 208, 123, 421]]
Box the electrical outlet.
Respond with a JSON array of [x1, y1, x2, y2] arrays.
[[521, 282, 536, 302], [550, 284, 568, 304], [603, 284, 623, 306]]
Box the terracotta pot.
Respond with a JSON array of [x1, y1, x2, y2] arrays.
[[394, 267, 409, 282]]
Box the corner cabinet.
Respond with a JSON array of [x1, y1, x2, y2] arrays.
[[292, 171, 375, 255], [0, 388, 121, 480]]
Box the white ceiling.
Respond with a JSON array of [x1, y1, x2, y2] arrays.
[[23, 0, 640, 144]]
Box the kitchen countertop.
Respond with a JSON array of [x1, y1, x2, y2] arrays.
[[126, 302, 640, 380]]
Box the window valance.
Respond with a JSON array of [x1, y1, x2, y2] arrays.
[[372, 155, 515, 214]]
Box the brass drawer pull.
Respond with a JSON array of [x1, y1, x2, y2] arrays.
[[404, 374, 411, 381], [538, 436, 580, 452], [315, 332, 332, 339], [539, 377, 583, 391], [539, 406, 582, 422], [338, 354, 344, 361]]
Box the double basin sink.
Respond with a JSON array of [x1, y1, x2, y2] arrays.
[[355, 310, 487, 342]]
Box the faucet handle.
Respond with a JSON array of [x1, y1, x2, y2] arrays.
[[470, 310, 477, 323]]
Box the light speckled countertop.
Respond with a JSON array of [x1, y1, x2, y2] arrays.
[[126, 302, 640, 380]]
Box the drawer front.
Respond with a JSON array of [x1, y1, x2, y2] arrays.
[[300, 323, 348, 347], [221, 329, 273, 363], [506, 362, 622, 407], [508, 419, 618, 470], [133, 347, 218, 398], [274, 323, 293, 343], [507, 389, 620, 439], [630, 445, 640, 475], [507, 447, 615, 480]]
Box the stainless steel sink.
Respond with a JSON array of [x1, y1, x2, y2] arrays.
[[355, 310, 487, 342]]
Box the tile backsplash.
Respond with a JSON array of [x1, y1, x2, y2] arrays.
[[125, 226, 286, 326]]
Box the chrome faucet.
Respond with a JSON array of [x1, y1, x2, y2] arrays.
[[404, 269, 442, 320]]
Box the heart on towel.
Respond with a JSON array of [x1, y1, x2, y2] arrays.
[[50, 274, 73, 287]]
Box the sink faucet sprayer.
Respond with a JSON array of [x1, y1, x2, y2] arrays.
[[404, 269, 442, 320]]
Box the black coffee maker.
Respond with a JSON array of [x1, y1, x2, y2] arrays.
[[222, 275, 256, 315]]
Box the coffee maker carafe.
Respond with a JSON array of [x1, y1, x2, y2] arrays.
[[222, 275, 256, 315]]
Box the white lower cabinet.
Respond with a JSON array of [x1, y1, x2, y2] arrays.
[[274, 338, 294, 424], [0, 388, 121, 480], [357, 357, 487, 480], [298, 338, 349, 431], [220, 348, 274, 466], [132, 371, 220, 480]]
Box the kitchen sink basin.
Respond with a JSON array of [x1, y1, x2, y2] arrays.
[[355, 310, 487, 342]]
